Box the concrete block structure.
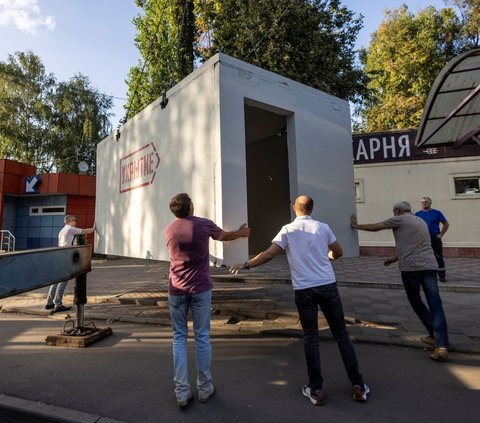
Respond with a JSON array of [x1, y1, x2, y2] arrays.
[[96, 53, 357, 264]]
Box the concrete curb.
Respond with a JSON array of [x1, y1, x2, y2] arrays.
[[338, 280, 480, 293], [2, 303, 480, 358], [212, 276, 480, 293], [2, 278, 479, 355], [0, 393, 126, 423], [7, 306, 478, 355]]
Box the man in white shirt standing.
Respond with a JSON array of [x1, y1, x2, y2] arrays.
[[45, 215, 95, 313], [230, 195, 369, 406]]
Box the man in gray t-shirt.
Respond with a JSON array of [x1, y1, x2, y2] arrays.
[[382, 213, 438, 271], [350, 201, 449, 362]]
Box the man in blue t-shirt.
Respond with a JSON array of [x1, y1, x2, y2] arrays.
[[415, 197, 449, 282]]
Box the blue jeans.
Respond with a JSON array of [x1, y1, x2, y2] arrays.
[[401, 270, 449, 348], [168, 289, 213, 400], [46, 280, 69, 307], [294, 283, 364, 391]]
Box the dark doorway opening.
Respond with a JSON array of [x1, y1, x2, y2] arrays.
[[244, 102, 292, 253]]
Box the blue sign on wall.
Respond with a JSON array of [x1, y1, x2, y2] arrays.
[[25, 175, 41, 193]]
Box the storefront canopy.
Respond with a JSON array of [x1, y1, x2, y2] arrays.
[[416, 48, 480, 148]]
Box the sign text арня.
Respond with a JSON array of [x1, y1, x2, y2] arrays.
[[353, 129, 480, 164]]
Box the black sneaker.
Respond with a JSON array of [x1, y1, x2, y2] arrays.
[[45, 304, 54, 310], [353, 384, 370, 402], [53, 305, 71, 313], [302, 385, 326, 406]]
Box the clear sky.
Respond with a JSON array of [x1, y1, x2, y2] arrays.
[[0, 0, 449, 129]]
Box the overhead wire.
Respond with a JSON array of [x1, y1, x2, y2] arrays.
[[122, 0, 168, 125], [0, 68, 125, 101], [121, 0, 298, 127], [1, 67, 110, 169], [122, 0, 299, 126], [176, 0, 189, 61], [30, 144, 98, 167], [242, 0, 298, 61], [238, 1, 260, 63]]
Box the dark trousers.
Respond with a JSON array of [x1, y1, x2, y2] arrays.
[[294, 283, 364, 391], [431, 236, 446, 279]]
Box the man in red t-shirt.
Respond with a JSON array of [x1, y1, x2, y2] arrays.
[[164, 193, 250, 407]]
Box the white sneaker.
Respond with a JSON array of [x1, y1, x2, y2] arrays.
[[302, 385, 326, 406], [177, 392, 193, 407], [198, 386, 215, 403]]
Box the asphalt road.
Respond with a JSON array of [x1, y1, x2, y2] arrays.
[[0, 314, 479, 423]]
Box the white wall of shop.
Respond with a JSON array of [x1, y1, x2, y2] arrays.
[[355, 156, 480, 248]]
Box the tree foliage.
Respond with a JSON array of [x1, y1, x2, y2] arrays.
[[356, 6, 467, 132], [0, 51, 112, 174], [197, 0, 365, 101], [126, 0, 195, 119], [448, 0, 480, 48], [125, 0, 365, 118], [50, 75, 113, 174], [0, 51, 55, 167]]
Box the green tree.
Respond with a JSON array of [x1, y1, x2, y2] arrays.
[[126, 0, 365, 118], [0, 51, 55, 166], [0, 51, 112, 174], [50, 74, 113, 174], [357, 6, 465, 132], [199, 0, 365, 101], [448, 0, 480, 47], [125, 0, 195, 119]]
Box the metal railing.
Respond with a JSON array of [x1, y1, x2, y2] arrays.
[[0, 230, 15, 252]]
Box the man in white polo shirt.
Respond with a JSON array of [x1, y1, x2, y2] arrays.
[[230, 195, 369, 406]]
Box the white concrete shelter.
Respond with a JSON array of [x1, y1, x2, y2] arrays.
[[96, 53, 357, 264]]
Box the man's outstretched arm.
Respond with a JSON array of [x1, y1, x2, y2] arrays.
[[229, 243, 283, 274], [350, 213, 386, 232], [218, 223, 250, 241]]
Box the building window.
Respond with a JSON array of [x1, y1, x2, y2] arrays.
[[29, 206, 66, 216], [450, 174, 480, 199], [355, 179, 364, 203]]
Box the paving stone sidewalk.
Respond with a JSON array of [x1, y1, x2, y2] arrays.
[[0, 256, 479, 354]]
